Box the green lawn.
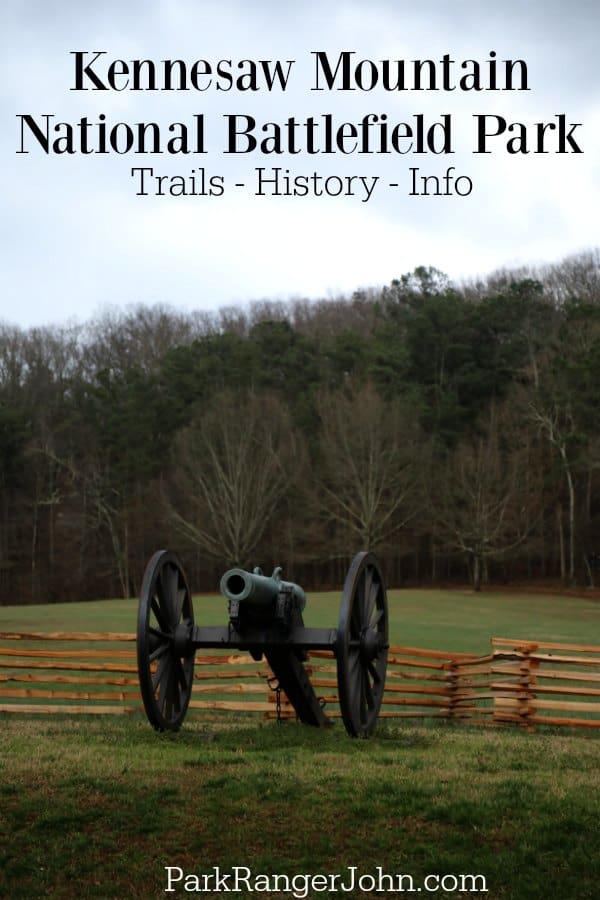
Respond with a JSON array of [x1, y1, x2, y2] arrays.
[[1, 716, 599, 899], [2, 586, 598, 654], [0, 589, 598, 899]]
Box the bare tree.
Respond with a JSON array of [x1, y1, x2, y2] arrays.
[[542, 249, 600, 307], [433, 404, 541, 590], [82, 304, 194, 377], [315, 384, 422, 554], [528, 402, 579, 586], [168, 391, 296, 566], [526, 289, 600, 586]]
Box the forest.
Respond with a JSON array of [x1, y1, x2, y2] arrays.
[[0, 250, 598, 604]]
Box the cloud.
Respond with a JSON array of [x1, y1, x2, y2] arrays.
[[1, 0, 598, 327]]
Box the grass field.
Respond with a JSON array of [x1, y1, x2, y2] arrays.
[[1, 588, 599, 899], [2, 585, 599, 653]]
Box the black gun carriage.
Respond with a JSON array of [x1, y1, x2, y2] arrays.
[[136, 550, 388, 737]]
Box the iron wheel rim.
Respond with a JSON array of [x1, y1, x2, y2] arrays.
[[136, 550, 195, 731], [337, 551, 388, 737]]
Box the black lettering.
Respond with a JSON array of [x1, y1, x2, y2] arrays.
[[131, 166, 153, 195], [17, 114, 50, 152], [473, 114, 507, 153], [260, 59, 294, 91], [505, 58, 528, 91], [225, 115, 257, 152], [163, 59, 188, 90], [130, 59, 158, 91], [107, 58, 130, 90], [558, 116, 583, 153], [191, 59, 214, 91], [214, 59, 233, 91], [71, 50, 108, 90], [312, 50, 352, 90]]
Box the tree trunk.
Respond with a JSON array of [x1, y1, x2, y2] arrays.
[[583, 554, 595, 590], [472, 553, 482, 592], [564, 461, 576, 587], [557, 504, 566, 582], [30, 500, 39, 603]]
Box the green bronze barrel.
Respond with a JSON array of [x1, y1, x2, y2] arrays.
[[220, 567, 306, 611]]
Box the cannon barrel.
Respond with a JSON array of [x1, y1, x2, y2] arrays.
[[220, 567, 306, 611]]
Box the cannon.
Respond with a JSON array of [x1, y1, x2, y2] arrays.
[[136, 550, 388, 737]]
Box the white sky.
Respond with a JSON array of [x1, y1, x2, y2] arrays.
[[1, 0, 599, 329]]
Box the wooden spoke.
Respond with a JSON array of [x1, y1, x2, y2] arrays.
[[336, 552, 388, 737], [137, 550, 195, 731]]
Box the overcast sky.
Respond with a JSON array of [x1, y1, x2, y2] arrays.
[[1, 0, 599, 330]]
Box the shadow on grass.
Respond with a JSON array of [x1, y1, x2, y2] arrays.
[[1, 717, 599, 899]]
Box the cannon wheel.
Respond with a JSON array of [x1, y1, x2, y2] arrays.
[[336, 552, 388, 737], [136, 550, 195, 731]]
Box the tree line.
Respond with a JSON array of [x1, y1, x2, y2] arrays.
[[1, 250, 598, 604]]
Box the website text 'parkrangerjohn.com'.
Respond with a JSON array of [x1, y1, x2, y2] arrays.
[[165, 865, 488, 896]]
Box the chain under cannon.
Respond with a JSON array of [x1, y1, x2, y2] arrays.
[[136, 550, 388, 737]]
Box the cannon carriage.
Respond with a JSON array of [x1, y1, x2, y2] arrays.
[[136, 550, 388, 737]]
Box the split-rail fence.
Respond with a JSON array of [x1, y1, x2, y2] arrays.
[[0, 632, 598, 731]]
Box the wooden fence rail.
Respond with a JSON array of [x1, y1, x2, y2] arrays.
[[490, 638, 600, 730], [0, 632, 599, 730]]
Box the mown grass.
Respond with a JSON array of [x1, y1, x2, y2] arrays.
[[0, 716, 599, 899], [2, 585, 599, 653], [1, 588, 599, 899]]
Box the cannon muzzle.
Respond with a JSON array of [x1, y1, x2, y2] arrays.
[[220, 567, 306, 611]]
